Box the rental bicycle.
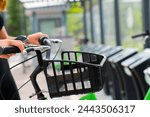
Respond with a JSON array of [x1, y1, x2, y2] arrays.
[[0, 36, 106, 100]]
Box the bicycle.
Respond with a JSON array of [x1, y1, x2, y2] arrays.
[[0, 36, 106, 100]]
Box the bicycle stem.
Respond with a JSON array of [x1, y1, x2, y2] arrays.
[[30, 50, 47, 100]]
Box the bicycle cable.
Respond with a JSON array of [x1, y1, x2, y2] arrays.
[[0, 42, 62, 100], [10, 42, 62, 100], [28, 43, 62, 99]]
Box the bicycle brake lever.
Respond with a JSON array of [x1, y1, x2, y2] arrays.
[[132, 30, 150, 39]]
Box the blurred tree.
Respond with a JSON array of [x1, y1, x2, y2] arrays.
[[6, 0, 23, 36], [67, 13, 83, 39], [66, 2, 84, 39]]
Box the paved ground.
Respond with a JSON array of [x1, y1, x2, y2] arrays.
[[8, 54, 112, 100]]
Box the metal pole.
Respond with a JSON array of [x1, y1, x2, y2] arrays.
[[82, 0, 88, 39], [114, 0, 121, 45], [18, 0, 22, 34], [142, 0, 150, 30], [98, 0, 105, 44], [89, 0, 95, 43], [23, 6, 27, 35], [142, 0, 150, 48], [32, 12, 36, 33], [62, 11, 67, 36]]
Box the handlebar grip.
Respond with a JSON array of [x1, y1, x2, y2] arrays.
[[38, 36, 48, 45], [0, 46, 21, 55]]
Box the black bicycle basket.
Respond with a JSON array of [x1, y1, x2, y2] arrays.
[[43, 51, 106, 98]]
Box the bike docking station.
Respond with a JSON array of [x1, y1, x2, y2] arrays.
[[107, 48, 137, 100]]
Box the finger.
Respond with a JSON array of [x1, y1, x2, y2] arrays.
[[8, 54, 16, 56], [28, 32, 43, 39], [0, 54, 11, 59], [0, 53, 16, 58], [27, 33, 41, 45], [9, 40, 25, 53], [41, 34, 49, 38], [0, 55, 9, 59]]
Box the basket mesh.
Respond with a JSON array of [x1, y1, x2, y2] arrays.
[[43, 51, 106, 98]]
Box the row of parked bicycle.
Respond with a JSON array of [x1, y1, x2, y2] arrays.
[[81, 44, 150, 100]]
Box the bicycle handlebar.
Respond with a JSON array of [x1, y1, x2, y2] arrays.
[[132, 30, 150, 39], [0, 36, 62, 55], [132, 33, 147, 39], [0, 46, 20, 54], [0, 46, 34, 55], [0, 35, 63, 100]]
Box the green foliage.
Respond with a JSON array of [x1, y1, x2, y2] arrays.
[[66, 13, 83, 39], [67, 2, 83, 14], [66, 2, 84, 39], [6, 0, 23, 36]]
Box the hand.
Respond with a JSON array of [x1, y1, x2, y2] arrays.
[[0, 54, 15, 59], [0, 39, 25, 59], [27, 32, 49, 45]]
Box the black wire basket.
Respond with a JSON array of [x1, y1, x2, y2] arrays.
[[43, 51, 106, 98]]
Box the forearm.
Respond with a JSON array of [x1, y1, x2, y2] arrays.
[[0, 26, 9, 39], [7, 36, 16, 39]]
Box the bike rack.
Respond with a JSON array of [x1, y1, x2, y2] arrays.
[[108, 48, 137, 100], [100, 46, 123, 95], [129, 56, 150, 99], [121, 49, 150, 99]]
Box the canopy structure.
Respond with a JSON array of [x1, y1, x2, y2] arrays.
[[19, 0, 81, 10]]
